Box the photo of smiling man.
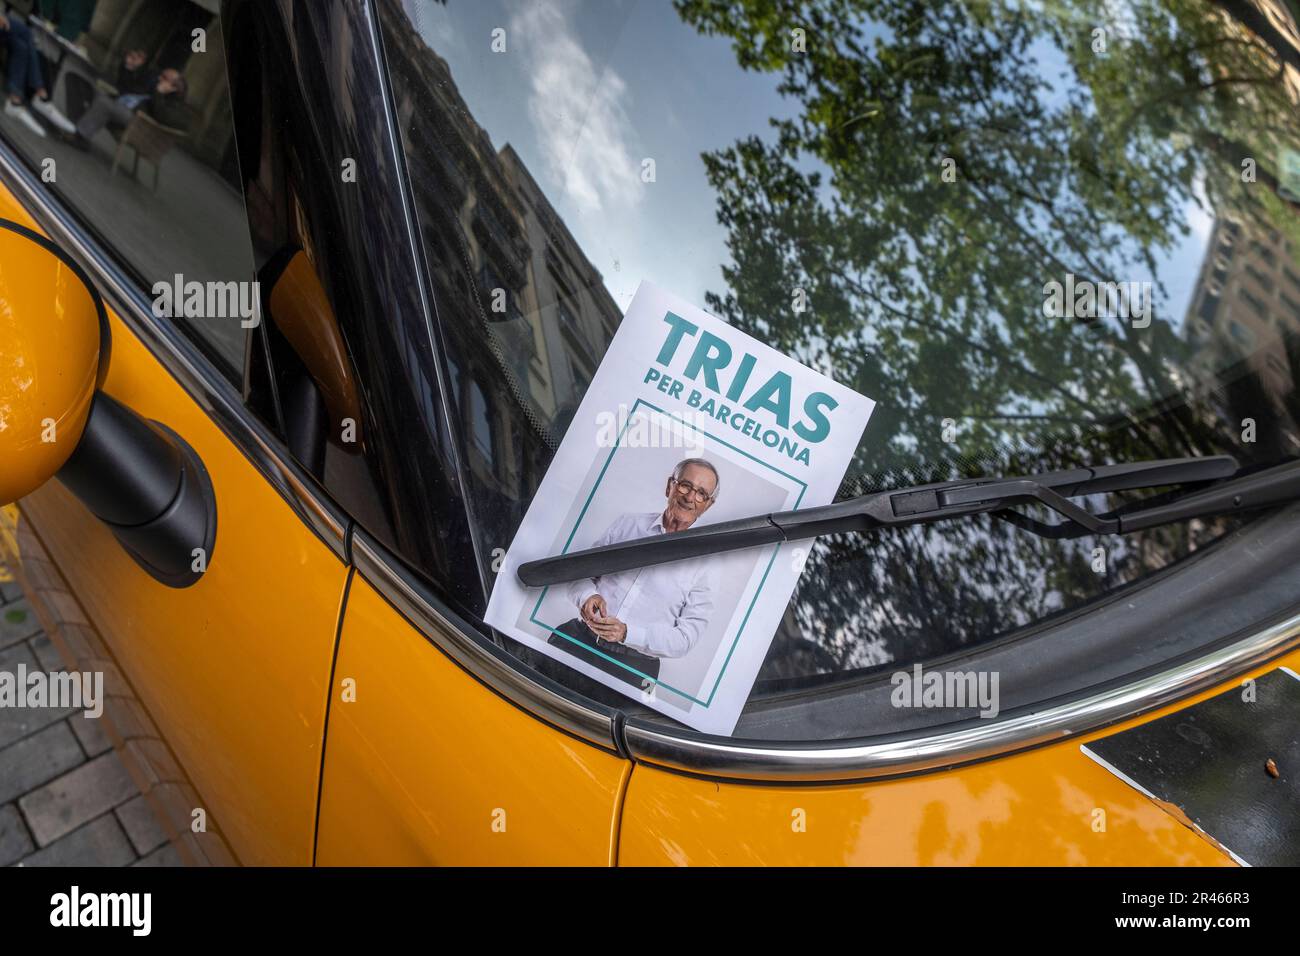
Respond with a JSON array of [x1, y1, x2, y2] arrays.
[[550, 458, 721, 692]]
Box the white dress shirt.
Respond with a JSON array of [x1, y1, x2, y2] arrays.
[[565, 511, 716, 659]]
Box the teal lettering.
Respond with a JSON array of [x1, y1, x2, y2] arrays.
[[742, 371, 793, 428], [656, 312, 699, 366], [724, 352, 757, 402], [683, 331, 733, 392], [794, 392, 838, 443]]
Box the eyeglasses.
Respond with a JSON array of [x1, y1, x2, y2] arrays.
[[669, 478, 716, 503]]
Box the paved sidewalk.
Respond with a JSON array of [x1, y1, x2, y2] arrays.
[[0, 563, 180, 867]]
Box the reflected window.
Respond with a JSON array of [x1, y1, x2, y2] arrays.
[[1246, 263, 1275, 293], [1229, 319, 1257, 349], [1281, 293, 1300, 322], [1240, 289, 1269, 322]]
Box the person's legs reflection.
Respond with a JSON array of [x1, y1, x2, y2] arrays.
[[2, 17, 47, 136], [2, 15, 75, 136], [4, 18, 40, 98], [73, 94, 135, 146]]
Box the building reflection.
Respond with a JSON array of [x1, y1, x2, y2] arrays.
[[1179, 0, 1300, 461], [1183, 214, 1300, 459], [380, 19, 621, 531]]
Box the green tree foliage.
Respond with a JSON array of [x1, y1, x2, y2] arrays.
[[673, 0, 1300, 684]]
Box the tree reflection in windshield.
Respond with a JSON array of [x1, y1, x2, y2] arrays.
[[674, 0, 1300, 683]]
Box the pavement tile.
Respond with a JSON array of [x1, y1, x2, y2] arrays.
[[0, 561, 176, 868], [109, 698, 158, 740], [0, 641, 32, 667], [0, 721, 85, 805], [0, 803, 34, 866], [42, 589, 87, 627], [17, 813, 135, 867], [0, 576, 20, 605], [57, 622, 98, 663], [133, 842, 182, 867], [115, 795, 169, 856], [0, 644, 76, 749], [87, 658, 125, 692], [0, 601, 40, 651], [19, 561, 51, 592], [29, 633, 63, 671], [69, 712, 112, 757], [147, 781, 202, 836], [18, 751, 140, 847], [127, 737, 184, 784]]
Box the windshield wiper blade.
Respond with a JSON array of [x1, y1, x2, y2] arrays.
[[517, 455, 1300, 587]]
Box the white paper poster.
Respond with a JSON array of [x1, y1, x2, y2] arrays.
[[485, 281, 875, 735]]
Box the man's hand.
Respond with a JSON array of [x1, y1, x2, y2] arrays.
[[124, 49, 146, 70], [0, 14, 9, 29], [588, 616, 627, 644], [580, 593, 607, 624]]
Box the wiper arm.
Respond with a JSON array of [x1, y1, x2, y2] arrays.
[[518, 455, 1300, 587]]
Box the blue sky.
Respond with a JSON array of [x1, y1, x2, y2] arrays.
[[402, 0, 797, 310]]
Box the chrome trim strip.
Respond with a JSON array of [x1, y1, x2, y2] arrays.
[[351, 530, 621, 750], [624, 608, 1300, 782], [0, 140, 349, 560]]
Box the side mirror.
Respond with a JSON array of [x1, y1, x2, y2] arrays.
[[0, 220, 215, 587], [0, 220, 106, 502]]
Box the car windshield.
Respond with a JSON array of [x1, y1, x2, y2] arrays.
[[379, 0, 1300, 698]]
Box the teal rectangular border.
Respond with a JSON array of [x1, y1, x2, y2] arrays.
[[528, 397, 807, 707]]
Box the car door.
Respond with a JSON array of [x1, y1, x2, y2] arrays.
[[0, 1, 347, 865], [313, 546, 631, 866]]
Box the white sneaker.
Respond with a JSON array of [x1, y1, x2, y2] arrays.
[[29, 97, 76, 136], [3, 100, 46, 137]]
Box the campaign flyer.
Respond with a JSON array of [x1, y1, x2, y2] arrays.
[[485, 281, 874, 735]]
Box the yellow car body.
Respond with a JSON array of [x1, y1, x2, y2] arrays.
[[2, 0, 1297, 869]]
